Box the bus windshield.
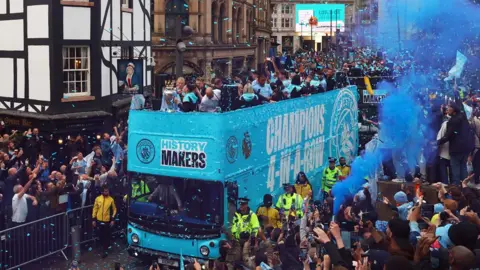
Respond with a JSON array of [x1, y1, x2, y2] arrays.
[[128, 173, 223, 230]]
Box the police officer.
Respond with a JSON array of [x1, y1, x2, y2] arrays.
[[231, 197, 260, 241], [322, 157, 342, 196], [276, 183, 304, 219]]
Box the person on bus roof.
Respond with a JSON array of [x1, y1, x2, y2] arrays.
[[231, 197, 260, 241], [276, 183, 303, 218], [294, 172, 312, 200], [256, 194, 281, 229], [233, 83, 264, 110], [179, 84, 200, 112]]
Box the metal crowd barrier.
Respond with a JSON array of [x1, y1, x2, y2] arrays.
[[0, 212, 68, 270], [0, 201, 127, 270]]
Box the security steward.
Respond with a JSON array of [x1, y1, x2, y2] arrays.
[[256, 194, 282, 229], [276, 183, 304, 219], [92, 184, 117, 258], [337, 157, 351, 180], [322, 157, 342, 196], [123, 177, 150, 202], [229, 198, 260, 262]]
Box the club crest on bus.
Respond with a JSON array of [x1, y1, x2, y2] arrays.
[[242, 132, 252, 159], [136, 139, 155, 164], [329, 88, 358, 163], [226, 136, 238, 163]]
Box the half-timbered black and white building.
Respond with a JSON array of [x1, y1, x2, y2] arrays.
[[0, 0, 152, 137]]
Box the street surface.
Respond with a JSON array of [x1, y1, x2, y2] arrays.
[[21, 236, 152, 270]]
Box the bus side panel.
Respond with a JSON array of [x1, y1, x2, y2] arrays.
[[127, 111, 225, 181], [222, 87, 359, 208]]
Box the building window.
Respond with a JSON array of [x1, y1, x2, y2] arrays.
[[165, 0, 189, 37], [122, 0, 130, 8], [218, 3, 226, 43], [236, 8, 242, 43], [281, 18, 291, 28], [63, 46, 90, 96], [121, 46, 133, 59], [281, 4, 290, 14], [272, 18, 277, 28]]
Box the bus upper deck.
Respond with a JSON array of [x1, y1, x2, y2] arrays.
[[128, 85, 359, 207]]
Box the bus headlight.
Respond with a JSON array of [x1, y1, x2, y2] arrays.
[[131, 233, 140, 244], [200, 246, 210, 256]]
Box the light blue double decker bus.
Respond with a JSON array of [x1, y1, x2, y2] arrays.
[[126, 86, 359, 267]]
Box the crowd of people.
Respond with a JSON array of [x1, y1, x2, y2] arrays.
[[176, 170, 480, 270], [0, 122, 129, 232], [3, 43, 480, 270]]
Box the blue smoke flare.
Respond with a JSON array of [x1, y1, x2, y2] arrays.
[[333, 0, 480, 214]]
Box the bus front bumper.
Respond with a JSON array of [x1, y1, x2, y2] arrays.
[[128, 245, 209, 267]]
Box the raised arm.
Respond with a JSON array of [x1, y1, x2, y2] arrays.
[[17, 173, 36, 199]]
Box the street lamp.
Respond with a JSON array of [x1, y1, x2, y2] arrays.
[[308, 16, 318, 51], [175, 16, 193, 77], [300, 22, 305, 49]]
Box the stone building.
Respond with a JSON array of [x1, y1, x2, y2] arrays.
[[152, 0, 272, 81]]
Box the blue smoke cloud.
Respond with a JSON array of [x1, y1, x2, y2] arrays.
[[332, 0, 480, 214]]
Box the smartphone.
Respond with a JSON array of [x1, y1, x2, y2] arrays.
[[266, 57, 271, 61], [152, 261, 158, 268], [299, 248, 308, 261]]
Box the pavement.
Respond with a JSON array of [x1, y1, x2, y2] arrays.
[[21, 235, 152, 270]]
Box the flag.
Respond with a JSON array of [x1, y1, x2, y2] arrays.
[[180, 249, 184, 269], [364, 76, 374, 95], [444, 51, 467, 81], [84, 151, 95, 168], [464, 103, 473, 119]]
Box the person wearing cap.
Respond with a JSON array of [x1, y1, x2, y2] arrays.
[[336, 157, 351, 181], [321, 158, 342, 195], [393, 191, 413, 220], [123, 63, 140, 93], [275, 183, 304, 218], [231, 198, 260, 241], [256, 194, 281, 229]]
